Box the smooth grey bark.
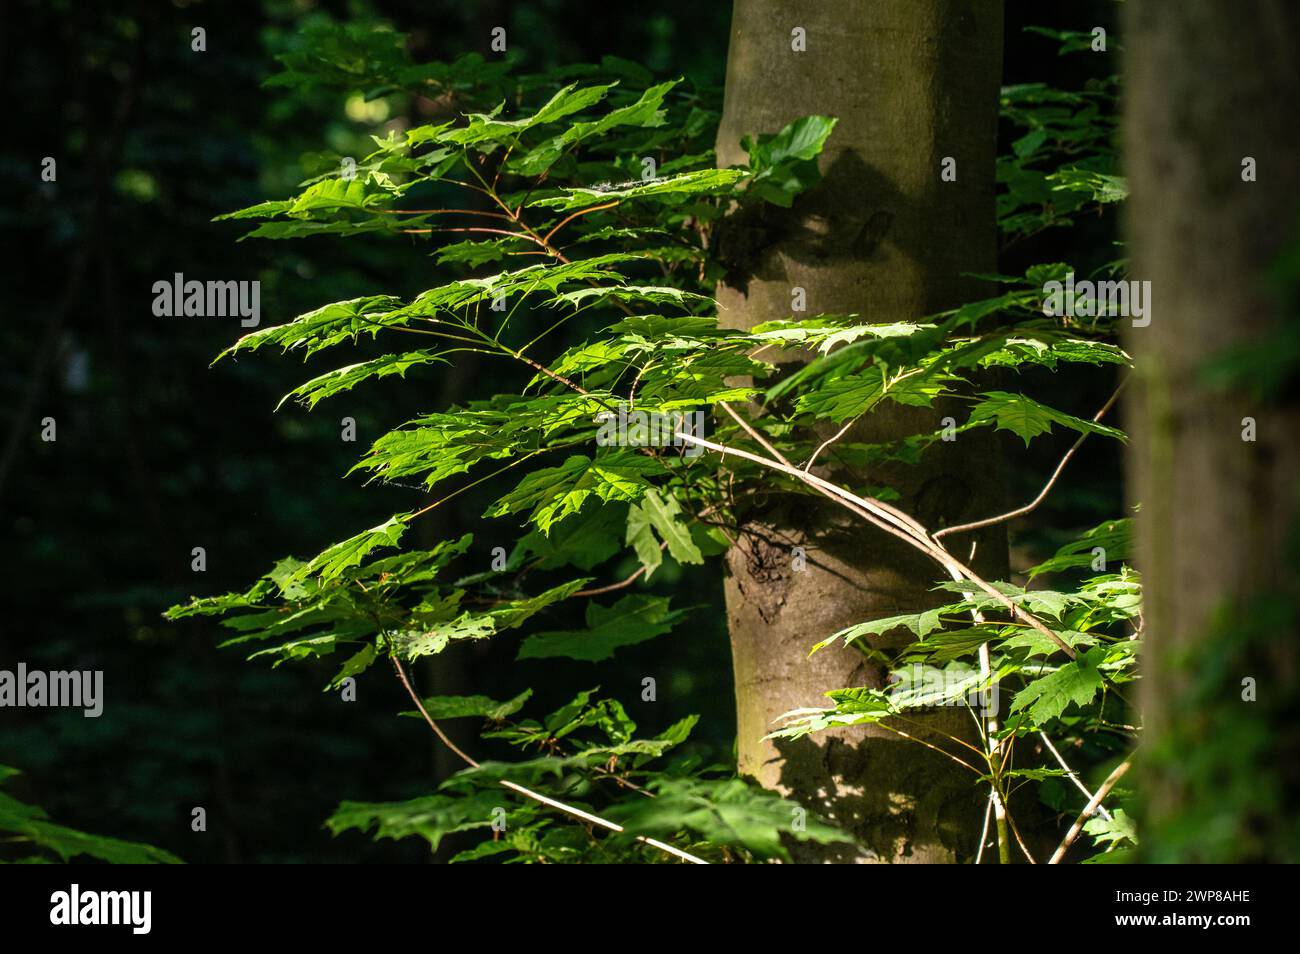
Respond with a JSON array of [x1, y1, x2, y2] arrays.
[[1124, 0, 1300, 859], [714, 0, 1007, 861]]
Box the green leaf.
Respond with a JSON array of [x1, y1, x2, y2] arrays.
[[624, 502, 664, 579], [637, 488, 704, 565], [279, 351, 446, 410], [549, 284, 712, 310], [975, 336, 1129, 371], [236, 217, 401, 241], [326, 790, 504, 852], [605, 777, 852, 860], [433, 237, 534, 267], [1084, 808, 1138, 848], [443, 83, 616, 146], [1008, 646, 1108, 724], [1029, 518, 1133, 578], [329, 643, 377, 688], [746, 115, 839, 168], [285, 177, 390, 214], [291, 515, 409, 584], [968, 391, 1126, 446], [403, 689, 533, 722], [1049, 168, 1128, 204], [390, 611, 496, 660], [1082, 846, 1137, 864], [517, 594, 686, 662], [528, 168, 744, 212], [742, 115, 838, 206], [485, 451, 660, 533], [816, 608, 950, 652], [795, 365, 958, 422], [767, 683, 914, 740], [488, 578, 592, 630], [0, 771, 182, 864], [512, 502, 626, 571], [512, 80, 679, 176], [998, 767, 1072, 782], [217, 295, 404, 360], [543, 687, 600, 733]]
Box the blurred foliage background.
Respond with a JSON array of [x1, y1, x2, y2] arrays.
[[1, 0, 1119, 862]]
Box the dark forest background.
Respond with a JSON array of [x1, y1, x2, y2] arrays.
[[1, 0, 1118, 863]]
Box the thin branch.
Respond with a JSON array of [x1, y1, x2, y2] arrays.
[[733, 411, 933, 541], [974, 790, 994, 864], [954, 534, 1008, 868], [1048, 757, 1131, 864], [391, 655, 706, 864], [878, 724, 982, 775], [889, 713, 988, 760], [673, 428, 1078, 659], [492, 138, 518, 191], [1004, 804, 1037, 864], [488, 276, 542, 344], [1039, 731, 1112, 822], [542, 200, 620, 245], [803, 417, 857, 472], [400, 226, 548, 250], [468, 160, 564, 258], [514, 298, 604, 353], [464, 164, 641, 325], [403, 447, 561, 523], [936, 381, 1126, 540], [569, 504, 716, 598], [720, 402, 795, 469], [999, 712, 1027, 778], [628, 359, 656, 411], [391, 655, 481, 767], [572, 564, 650, 598], [511, 350, 595, 398], [374, 208, 515, 221]]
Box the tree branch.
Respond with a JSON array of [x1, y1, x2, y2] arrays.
[[673, 428, 1079, 659], [1039, 731, 1112, 822], [936, 381, 1126, 540], [1048, 757, 1132, 864]]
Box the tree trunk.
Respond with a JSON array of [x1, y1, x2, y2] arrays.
[[1125, 1, 1300, 861], [714, 0, 1006, 862]]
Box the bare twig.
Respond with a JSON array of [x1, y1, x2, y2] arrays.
[[400, 225, 548, 250], [1004, 805, 1038, 864], [375, 207, 515, 221], [803, 417, 857, 472], [936, 382, 1126, 540], [877, 724, 982, 775], [509, 350, 601, 402], [672, 428, 1078, 659], [570, 505, 716, 598], [391, 655, 481, 768], [1039, 731, 1112, 822], [720, 402, 795, 468], [1048, 758, 1132, 864], [572, 564, 650, 598], [952, 537, 1008, 866], [542, 200, 620, 245], [974, 790, 994, 864], [628, 359, 656, 411]]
